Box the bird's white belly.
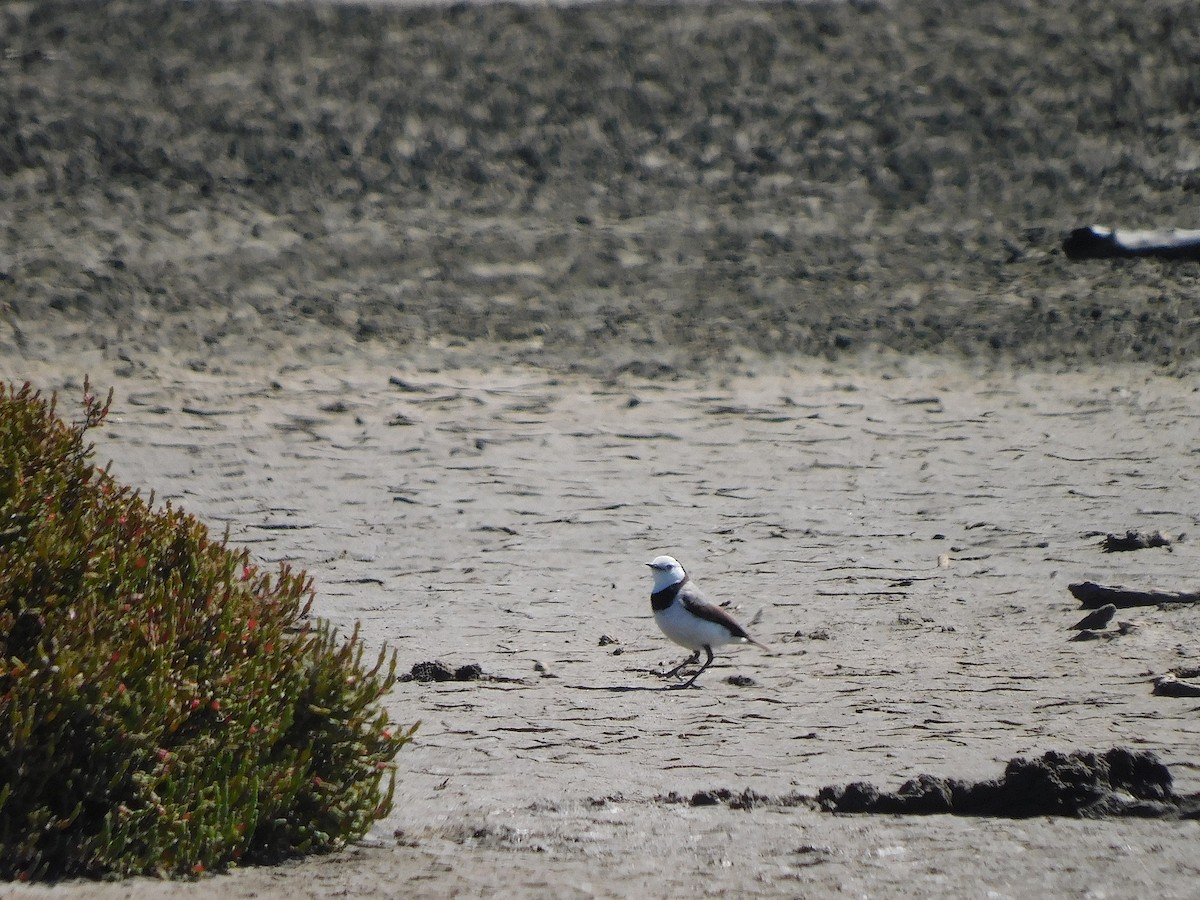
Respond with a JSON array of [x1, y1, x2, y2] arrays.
[[654, 602, 736, 651]]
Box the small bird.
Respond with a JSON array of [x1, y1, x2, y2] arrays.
[[645, 555, 770, 688], [1072, 604, 1116, 631]]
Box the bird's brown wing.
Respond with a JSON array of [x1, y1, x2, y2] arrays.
[[678, 584, 752, 640]]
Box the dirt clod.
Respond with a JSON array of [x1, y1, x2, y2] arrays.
[[818, 749, 1185, 819]]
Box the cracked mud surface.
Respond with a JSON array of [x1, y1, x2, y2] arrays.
[[4, 359, 1200, 896]]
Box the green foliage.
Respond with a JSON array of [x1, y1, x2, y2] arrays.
[[0, 380, 416, 880]]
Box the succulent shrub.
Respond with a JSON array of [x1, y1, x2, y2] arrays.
[[0, 380, 415, 880]]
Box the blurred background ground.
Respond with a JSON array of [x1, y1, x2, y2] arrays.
[[2, 0, 1199, 376]]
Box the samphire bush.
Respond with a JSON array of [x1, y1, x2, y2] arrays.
[[0, 380, 415, 880]]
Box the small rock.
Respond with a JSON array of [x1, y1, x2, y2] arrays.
[[454, 664, 483, 681], [1102, 530, 1172, 552], [689, 790, 730, 807], [407, 660, 456, 682], [1072, 604, 1116, 630]]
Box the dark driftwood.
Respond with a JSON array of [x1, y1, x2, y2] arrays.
[[1063, 226, 1200, 260], [1153, 676, 1200, 699], [1069, 581, 1200, 609]]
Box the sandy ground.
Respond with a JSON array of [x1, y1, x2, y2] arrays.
[[4, 352, 1200, 897], [5, 0, 1200, 894]]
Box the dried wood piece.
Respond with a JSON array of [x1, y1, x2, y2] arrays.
[[1153, 675, 1200, 698], [1069, 581, 1200, 609], [1064, 225, 1200, 260]]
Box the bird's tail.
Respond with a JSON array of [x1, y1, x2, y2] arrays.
[[743, 609, 774, 654]]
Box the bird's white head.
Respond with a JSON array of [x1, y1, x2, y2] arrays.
[[646, 555, 687, 592]]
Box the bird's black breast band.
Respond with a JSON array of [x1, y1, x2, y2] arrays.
[[651, 576, 687, 612]]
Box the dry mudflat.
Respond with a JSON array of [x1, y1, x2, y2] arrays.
[[4, 0, 1200, 896], [5, 354, 1200, 897]]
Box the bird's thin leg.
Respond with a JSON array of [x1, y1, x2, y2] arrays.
[[658, 650, 700, 679], [679, 646, 715, 689]]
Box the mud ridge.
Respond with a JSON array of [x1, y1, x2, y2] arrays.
[[819, 749, 1200, 819]]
